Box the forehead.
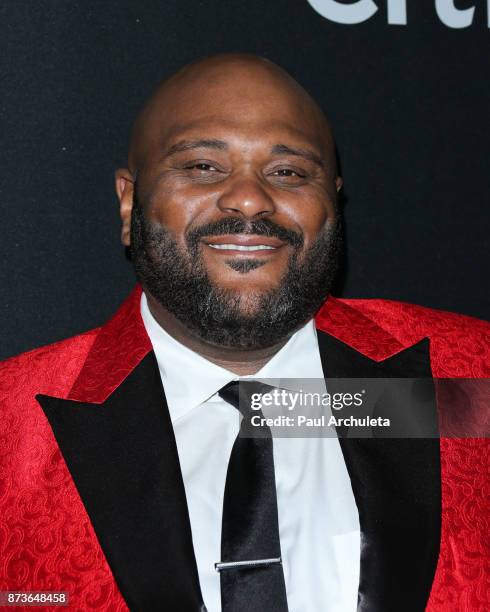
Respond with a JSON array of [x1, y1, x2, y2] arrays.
[[158, 119, 326, 159], [137, 68, 332, 163]]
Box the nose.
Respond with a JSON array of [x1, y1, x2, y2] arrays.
[[217, 175, 276, 219]]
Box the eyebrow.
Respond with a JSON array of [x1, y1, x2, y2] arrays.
[[162, 138, 325, 168], [271, 144, 325, 168], [164, 139, 228, 158]]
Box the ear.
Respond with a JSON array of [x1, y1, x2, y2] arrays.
[[335, 176, 343, 192], [115, 168, 135, 247]]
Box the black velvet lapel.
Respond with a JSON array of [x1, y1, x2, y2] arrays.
[[316, 331, 441, 612], [36, 352, 205, 612]]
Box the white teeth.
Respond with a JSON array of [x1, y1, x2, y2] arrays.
[[207, 244, 277, 251]]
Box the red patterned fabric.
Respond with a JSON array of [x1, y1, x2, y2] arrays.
[[0, 286, 488, 611]]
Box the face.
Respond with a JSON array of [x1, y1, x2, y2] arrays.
[[118, 63, 343, 349]]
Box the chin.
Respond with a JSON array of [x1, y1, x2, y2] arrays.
[[232, 290, 270, 317], [213, 272, 282, 292]]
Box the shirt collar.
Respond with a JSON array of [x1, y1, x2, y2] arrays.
[[140, 292, 325, 423]]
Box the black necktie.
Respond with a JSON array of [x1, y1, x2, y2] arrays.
[[217, 381, 289, 612]]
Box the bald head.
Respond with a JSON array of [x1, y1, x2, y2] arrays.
[[116, 53, 343, 353], [128, 53, 337, 178]]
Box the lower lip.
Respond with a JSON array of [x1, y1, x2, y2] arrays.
[[204, 244, 284, 256]]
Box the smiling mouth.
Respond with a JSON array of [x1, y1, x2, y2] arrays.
[[203, 234, 285, 254], [207, 243, 277, 251]]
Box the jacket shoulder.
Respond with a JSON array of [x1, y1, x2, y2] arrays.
[[322, 297, 489, 377], [334, 297, 489, 337], [0, 328, 100, 399]]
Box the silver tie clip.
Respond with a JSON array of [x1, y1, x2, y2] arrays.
[[215, 557, 282, 572]]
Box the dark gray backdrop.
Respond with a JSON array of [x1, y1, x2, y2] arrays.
[[1, 0, 489, 360]]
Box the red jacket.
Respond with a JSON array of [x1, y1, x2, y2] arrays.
[[0, 286, 488, 611]]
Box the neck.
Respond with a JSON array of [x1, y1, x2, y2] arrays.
[[145, 292, 292, 376]]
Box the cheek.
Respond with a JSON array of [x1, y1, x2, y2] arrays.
[[282, 193, 334, 248], [143, 181, 216, 239]]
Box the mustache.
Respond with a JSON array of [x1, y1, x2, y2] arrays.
[[186, 217, 304, 248]]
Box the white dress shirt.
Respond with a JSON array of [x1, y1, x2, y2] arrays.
[[141, 292, 360, 612]]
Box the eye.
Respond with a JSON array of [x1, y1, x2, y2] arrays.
[[185, 163, 219, 172], [272, 168, 305, 178], [268, 167, 308, 183]]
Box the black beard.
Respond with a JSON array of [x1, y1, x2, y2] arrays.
[[130, 188, 342, 350]]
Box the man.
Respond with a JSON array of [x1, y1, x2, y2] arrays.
[[0, 54, 488, 612]]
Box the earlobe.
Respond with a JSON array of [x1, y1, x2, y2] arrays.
[[115, 169, 135, 247], [335, 176, 343, 192]]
